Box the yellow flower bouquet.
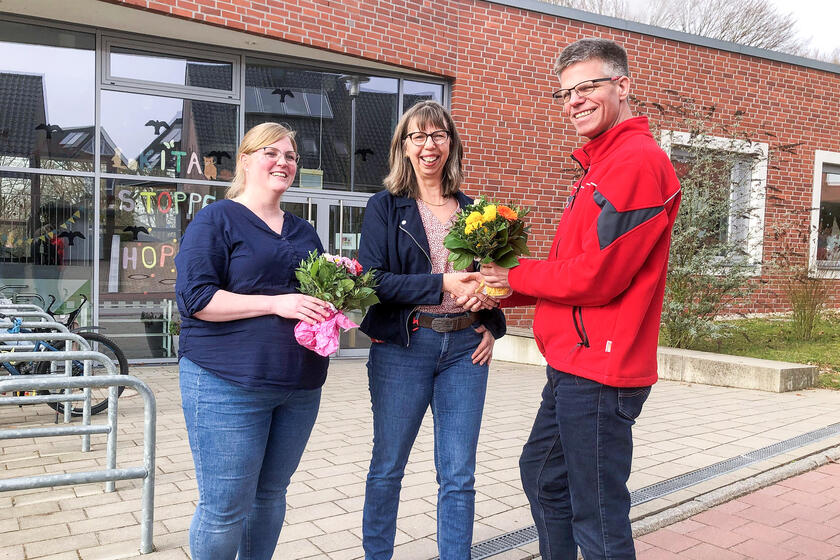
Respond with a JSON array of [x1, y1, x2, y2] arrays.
[[443, 197, 530, 297]]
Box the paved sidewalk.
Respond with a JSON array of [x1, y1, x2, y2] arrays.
[[2, 359, 840, 559], [637, 461, 840, 559]]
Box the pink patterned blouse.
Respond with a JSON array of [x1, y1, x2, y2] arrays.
[[416, 199, 466, 314]]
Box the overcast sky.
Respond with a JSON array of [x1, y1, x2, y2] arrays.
[[767, 0, 840, 55]]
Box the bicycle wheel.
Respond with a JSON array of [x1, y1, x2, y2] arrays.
[[38, 331, 129, 416]]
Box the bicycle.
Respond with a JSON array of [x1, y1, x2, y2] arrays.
[[1, 293, 129, 416]]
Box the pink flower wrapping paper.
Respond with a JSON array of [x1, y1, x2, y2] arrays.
[[294, 309, 359, 357]]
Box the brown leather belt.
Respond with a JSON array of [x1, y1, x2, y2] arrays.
[[413, 312, 480, 333]]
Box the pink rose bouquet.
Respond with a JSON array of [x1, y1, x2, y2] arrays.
[[293, 251, 379, 356]]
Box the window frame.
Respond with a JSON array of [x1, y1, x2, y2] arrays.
[[809, 150, 840, 279], [102, 36, 241, 101], [660, 130, 769, 273]]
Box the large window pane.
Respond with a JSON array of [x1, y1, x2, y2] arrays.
[[109, 46, 234, 92], [100, 90, 237, 182], [1, 170, 94, 325], [99, 178, 226, 359], [0, 21, 95, 171], [817, 163, 840, 269], [355, 77, 398, 193], [245, 62, 398, 193], [671, 146, 754, 252]]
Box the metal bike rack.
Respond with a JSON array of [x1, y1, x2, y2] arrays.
[[2, 318, 82, 426], [0, 371, 157, 554], [1, 331, 95, 450], [0, 308, 53, 322]]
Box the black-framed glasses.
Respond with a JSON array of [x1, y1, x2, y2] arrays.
[[404, 129, 450, 146], [552, 76, 621, 104], [259, 146, 300, 164]]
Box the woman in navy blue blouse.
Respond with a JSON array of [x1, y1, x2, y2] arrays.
[[174, 123, 331, 560]]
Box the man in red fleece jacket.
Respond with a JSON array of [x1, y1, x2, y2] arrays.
[[481, 38, 681, 559]]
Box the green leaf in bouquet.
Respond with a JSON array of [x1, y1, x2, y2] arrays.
[[509, 237, 529, 255], [317, 263, 332, 284], [497, 226, 509, 246], [340, 278, 355, 292], [444, 235, 473, 250], [495, 252, 520, 268], [360, 292, 380, 310], [451, 252, 475, 271], [492, 245, 514, 260]]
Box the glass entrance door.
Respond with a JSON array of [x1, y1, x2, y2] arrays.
[[282, 192, 370, 357]]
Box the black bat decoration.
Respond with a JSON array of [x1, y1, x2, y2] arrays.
[[206, 150, 232, 164], [35, 123, 63, 139], [57, 231, 86, 246], [123, 225, 150, 241], [355, 148, 374, 161], [271, 88, 294, 102], [145, 120, 169, 135]]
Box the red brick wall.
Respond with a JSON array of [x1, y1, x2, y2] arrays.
[[99, 0, 840, 328]]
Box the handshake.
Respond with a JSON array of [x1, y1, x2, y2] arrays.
[[443, 262, 512, 312]]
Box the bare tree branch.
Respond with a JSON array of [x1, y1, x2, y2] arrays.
[[541, 0, 813, 56]]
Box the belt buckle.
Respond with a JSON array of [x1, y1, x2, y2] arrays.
[[430, 317, 453, 332]]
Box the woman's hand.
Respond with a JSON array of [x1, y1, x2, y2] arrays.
[[457, 294, 498, 312], [271, 294, 332, 325], [471, 325, 495, 365], [442, 272, 482, 300]]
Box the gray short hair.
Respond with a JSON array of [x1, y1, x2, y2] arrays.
[[554, 38, 629, 78]]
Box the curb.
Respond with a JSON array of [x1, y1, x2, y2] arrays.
[[631, 443, 840, 537]]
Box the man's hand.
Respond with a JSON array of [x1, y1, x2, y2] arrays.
[[442, 272, 482, 300], [480, 262, 512, 290], [471, 324, 494, 365]]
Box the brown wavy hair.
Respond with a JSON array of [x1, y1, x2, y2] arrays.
[[383, 101, 464, 198]]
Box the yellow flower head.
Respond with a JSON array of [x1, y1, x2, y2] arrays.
[[466, 211, 483, 225], [464, 211, 484, 235], [482, 205, 497, 223]]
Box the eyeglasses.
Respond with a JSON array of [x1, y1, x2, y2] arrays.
[[404, 130, 450, 146], [259, 146, 300, 164], [552, 76, 621, 104]]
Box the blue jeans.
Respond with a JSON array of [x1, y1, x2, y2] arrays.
[[179, 357, 322, 560], [363, 322, 489, 560], [519, 367, 650, 560]]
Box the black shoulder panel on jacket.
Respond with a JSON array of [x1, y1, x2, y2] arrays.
[[593, 190, 664, 250]]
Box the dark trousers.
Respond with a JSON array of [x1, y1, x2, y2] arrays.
[[519, 366, 650, 560]]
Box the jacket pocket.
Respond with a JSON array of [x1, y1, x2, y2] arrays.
[[572, 306, 590, 348]]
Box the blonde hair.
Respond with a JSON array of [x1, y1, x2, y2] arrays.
[[383, 101, 464, 198], [226, 122, 298, 199]]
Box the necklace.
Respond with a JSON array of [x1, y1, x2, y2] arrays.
[[418, 197, 450, 207]]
